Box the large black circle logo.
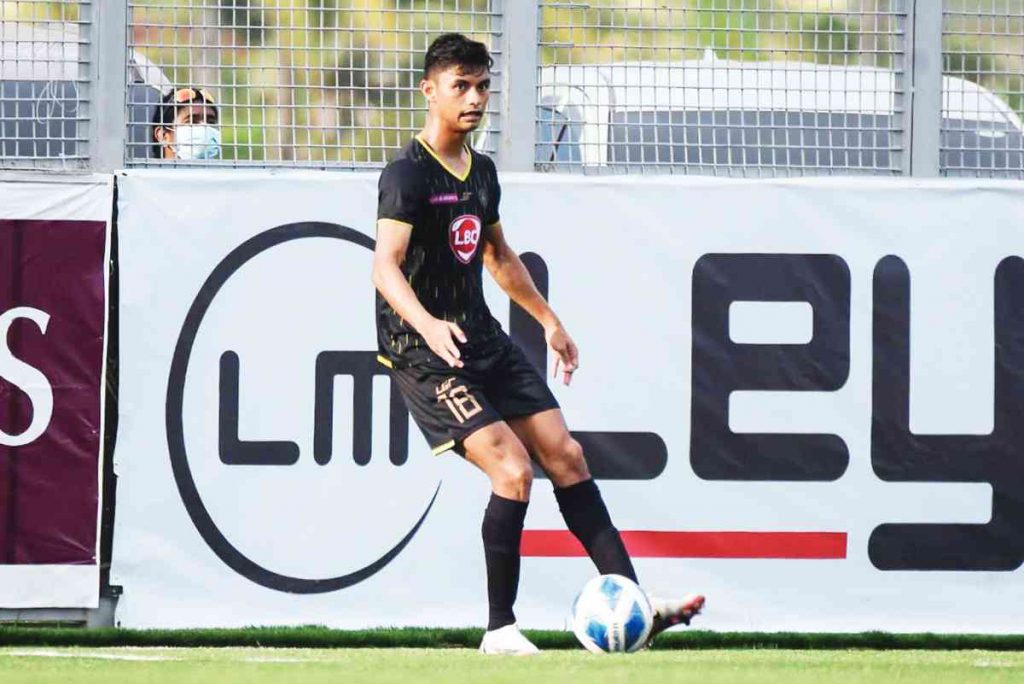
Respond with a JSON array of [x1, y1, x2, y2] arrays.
[[166, 221, 439, 594]]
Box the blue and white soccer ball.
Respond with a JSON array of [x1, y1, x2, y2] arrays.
[[572, 574, 654, 654]]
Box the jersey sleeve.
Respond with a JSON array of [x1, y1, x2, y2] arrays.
[[377, 159, 423, 226], [485, 159, 501, 226]]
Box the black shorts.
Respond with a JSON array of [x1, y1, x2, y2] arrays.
[[380, 334, 560, 455]]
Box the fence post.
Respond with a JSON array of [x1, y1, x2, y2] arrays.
[[497, 1, 538, 172], [89, 0, 128, 173], [906, 0, 943, 177]]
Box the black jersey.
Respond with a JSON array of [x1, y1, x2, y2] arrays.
[[376, 136, 504, 367]]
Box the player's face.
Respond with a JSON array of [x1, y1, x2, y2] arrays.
[[423, 65, 490, 133]]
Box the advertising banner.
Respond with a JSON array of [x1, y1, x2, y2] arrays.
[[113, 169, 1024, 631], [0, 176, 112, 608]]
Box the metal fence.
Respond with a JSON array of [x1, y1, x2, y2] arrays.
[[1, 1, 1023, 177], [536, 0, 908, 176], [0, 0, 92, 169], [942, 0, 1024, 177], [125, 0, 502, 166]]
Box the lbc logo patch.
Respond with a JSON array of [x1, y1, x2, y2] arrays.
[[449, 214, 481, 264]]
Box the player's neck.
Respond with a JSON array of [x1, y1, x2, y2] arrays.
[[417, 120, 469, 163]]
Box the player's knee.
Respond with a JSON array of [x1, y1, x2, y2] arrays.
[[482, 440, 533, 498], [561, 437, 589, 479], [543, 437, 590, 486], [503, 444, 536, 485], [563, 437, 585, 464], [517, 467, 536, 496], [495, 458, 536, 497]]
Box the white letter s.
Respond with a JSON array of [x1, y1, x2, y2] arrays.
[[0, 307, 53, 447]]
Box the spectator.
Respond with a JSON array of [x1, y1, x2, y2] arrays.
[[152, 86, 221, 160]]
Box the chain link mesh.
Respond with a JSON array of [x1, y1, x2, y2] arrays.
[[125, 0, 502, 167], [942, 0, 1024, 178], [1, 0, 92, 169], [537, 0, 908, 176]]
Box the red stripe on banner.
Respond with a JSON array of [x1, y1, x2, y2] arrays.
[[521, 531, 847, 559]]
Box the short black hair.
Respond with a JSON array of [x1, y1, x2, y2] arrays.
[[151, 86, 218, 157], [423, 33, 493, 78]]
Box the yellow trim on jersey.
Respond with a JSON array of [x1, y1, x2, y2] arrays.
[[376, 355, 394, 369], [415, 135, 472, 182], [431, 440, 456, 455]]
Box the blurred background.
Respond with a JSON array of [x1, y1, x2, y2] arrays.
[[1, 0, 1022, 176]]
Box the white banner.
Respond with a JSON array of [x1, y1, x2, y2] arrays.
[[112, 169, 1024, 631], [0, 175, 112, 608]]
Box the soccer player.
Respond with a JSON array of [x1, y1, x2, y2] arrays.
[[372, 33, 704, 655]]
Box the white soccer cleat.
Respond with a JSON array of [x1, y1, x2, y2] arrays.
[[479, 623, 541, 656], [649, 594, 705, 635]]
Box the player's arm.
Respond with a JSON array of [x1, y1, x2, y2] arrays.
[[481, 221, 578, 385], [372, 219, 467, 368]]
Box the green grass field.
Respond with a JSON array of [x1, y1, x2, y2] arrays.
[[2, 647, 1024, 684]]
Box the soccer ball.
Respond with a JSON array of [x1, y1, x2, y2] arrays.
[[571, 574, 654, 654]]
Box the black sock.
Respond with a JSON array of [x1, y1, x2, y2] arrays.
[[481, 493, 529, 631], [554, 478, 638, 583]]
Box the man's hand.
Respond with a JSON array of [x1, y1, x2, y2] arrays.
[[421, 317, 467, 368], [546, 322, 579, 385]]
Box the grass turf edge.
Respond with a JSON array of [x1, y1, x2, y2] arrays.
[[2, 627, 1024, 651]]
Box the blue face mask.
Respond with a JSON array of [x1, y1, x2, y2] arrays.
[[174, 124, 222, 160]]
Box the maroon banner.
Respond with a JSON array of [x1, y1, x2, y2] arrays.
[[0, 220, 106, 565]]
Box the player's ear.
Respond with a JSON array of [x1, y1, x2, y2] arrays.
[[420, 76, 436, 103]]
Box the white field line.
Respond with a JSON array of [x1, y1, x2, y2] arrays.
[[973, 660, 1017, 669]]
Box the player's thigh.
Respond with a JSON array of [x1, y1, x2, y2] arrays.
[[462, 421, 534, 501], [507, 408, 590, 487]]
